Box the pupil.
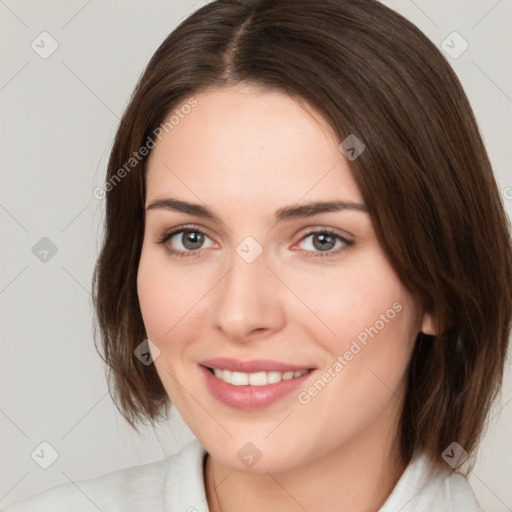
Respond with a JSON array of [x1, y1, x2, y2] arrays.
[[183, 231, 204, 250], [314, 233, 335, 251]]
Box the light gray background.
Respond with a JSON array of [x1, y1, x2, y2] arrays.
[[1, 0, 511, 510]]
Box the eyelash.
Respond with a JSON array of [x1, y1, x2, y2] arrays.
[[155, 225, 354, 259]]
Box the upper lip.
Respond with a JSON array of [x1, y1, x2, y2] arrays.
[[200, 357, 314, 373]]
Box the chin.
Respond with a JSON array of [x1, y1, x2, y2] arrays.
[[199, 433, 313, 475]]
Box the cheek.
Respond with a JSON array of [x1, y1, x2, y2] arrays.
[[290, 251, 414, 356], [293, 264, 418, 445], [305, 261, 418, 413], [136, 245, 219, 391], [137, 245, 204, 340], [136, 248, 202, 404], [137, 251, 167, 338], [136, 247, 188, 345]]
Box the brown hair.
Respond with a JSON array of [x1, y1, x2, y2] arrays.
[[92, 0, 512, 473]]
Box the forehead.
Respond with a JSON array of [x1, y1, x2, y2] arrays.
[[145, 84, 364, 207]]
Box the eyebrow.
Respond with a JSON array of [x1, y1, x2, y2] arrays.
[[146, 197, 368, 222], [145, 197, 368, 222]]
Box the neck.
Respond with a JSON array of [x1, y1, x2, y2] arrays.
[[204, 407, 408, 512]]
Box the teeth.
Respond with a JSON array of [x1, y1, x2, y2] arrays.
[[231, 371, 249, 385], [249, 371, 266, 386], [211, 368, 308, 386]]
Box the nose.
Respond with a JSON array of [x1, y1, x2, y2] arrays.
[[211, 244, 286, 343]]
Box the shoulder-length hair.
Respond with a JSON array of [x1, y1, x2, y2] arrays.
[[92, 0, 512, 473]]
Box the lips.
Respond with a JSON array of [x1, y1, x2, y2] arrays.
[[200, 357, 313, 373], [199, 358, 316, 410]]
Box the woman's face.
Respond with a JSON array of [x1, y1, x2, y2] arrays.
[[137, 84, 432, 473]]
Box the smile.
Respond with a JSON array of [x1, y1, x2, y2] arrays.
[[208, 367, 309, 386], [200, 359, 316, 410]]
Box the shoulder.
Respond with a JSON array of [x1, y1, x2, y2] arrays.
[[379, 453, 484, 512], [3, 439, 208, 512]]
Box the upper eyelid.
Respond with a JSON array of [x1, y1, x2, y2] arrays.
[[160, 224, 215, 242], [158, 225, 353, 247]]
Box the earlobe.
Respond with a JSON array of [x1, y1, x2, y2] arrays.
[[420, 312, 437, 336]]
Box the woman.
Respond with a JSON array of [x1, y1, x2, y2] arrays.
[[6, 0, 511, 510]]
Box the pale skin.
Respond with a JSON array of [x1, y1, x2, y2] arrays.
[[137, 83, 436, 512]]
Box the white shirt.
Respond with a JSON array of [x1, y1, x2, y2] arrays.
[[3, 438, 484, 511]]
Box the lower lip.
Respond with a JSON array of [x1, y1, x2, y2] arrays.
[[200, 366, 314, 410]]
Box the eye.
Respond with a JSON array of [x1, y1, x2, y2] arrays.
[[156, 226, 216, 258], [156, 226, 353, 259], [296, 229, 353, 258]]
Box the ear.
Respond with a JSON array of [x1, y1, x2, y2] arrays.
[[420, 311, 437, 336]]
